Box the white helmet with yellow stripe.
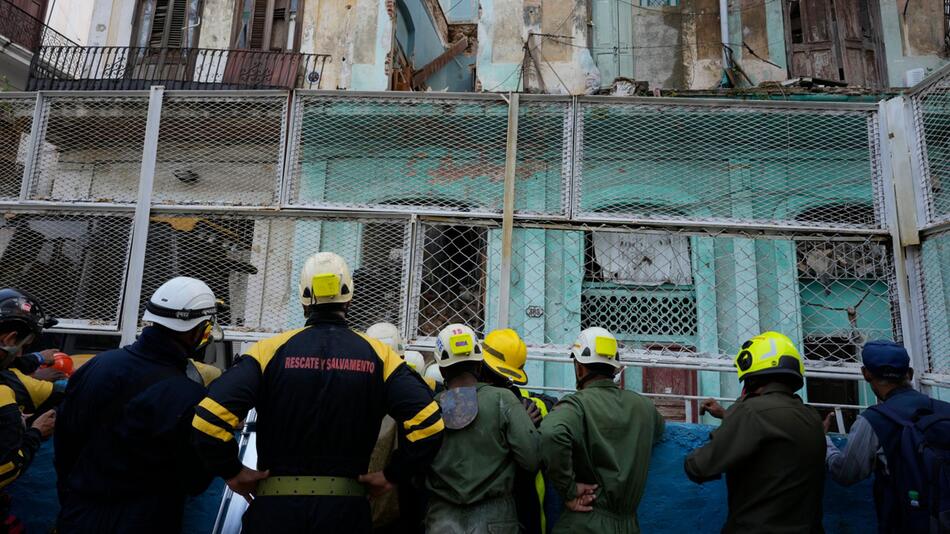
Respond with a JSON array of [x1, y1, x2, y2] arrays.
[[571, 327, 621, 369], [299, 252, 353, 305], [404, 350, 426, 374], [435, 323, 483, 368]]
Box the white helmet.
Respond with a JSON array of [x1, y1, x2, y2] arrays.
[[366, 322, 404, 355], [299, 252, 353, 305], [435, 323, 482, 368], [143, 277, 218, 332], [424, 362, 443, 384], [571, 327, 621, 369], [404, 350, 425, 373]]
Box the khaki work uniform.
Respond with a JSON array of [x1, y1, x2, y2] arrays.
[[684, 382, 826, 534], [426, 384, 540, 534], [540, 380, 665, 534]]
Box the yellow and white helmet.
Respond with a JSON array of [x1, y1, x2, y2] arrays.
[[435, 323, 483, 368], [570, 327, 621, 369], [366, 322, 404, 355], [424, 362, 443, 384], [299, 252, 353, 305], [404, 350, 426, 374]]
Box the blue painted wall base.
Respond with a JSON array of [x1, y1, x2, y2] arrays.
[[10, 424, 873, 533]]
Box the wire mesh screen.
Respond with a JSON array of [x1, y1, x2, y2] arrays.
[[139, 212, 410, 335], [918, 229, 950, 375], [0, 96, 35, 200], [515, 98, 571, 216], [286, 94, 512, 214], [153, 94, 287, 206], [0, 209, 133, 328], [409, 221, 491, 338], [30, 95, 149, 203], [409, 222, 899, 367], [913, 76, 950, 225], [574, 100, 881, 229]]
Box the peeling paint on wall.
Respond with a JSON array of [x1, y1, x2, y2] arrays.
[[300, 0, 390, 90], [197, 0, 236, 50], [479, 0, 600, 95]]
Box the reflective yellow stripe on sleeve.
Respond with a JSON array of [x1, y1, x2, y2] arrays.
[[403, 401, 439, 430], [0, 462, 14, 476], [405, 418, 444, 442], [192, 414, 233, 442], [198, 398, 239, 429]]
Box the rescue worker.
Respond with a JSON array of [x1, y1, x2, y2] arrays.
[[365, 322, 429, 534], [55, 277, 220, 533], [825, 340, 950, 533], [684, 331, 825, 533], [0, 289, 57, 534], [426, 323, 540, 534], [482, 328, 555, 534], [540, 327, 663, 534], [191, 252, 443, 533], [425, 362, 443, 389]]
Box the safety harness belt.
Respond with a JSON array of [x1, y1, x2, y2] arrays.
[[255, 476, 366, 497]]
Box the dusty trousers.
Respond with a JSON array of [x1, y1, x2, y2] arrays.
[[426, 495, 519, 534], [241, 495, 372, 534]]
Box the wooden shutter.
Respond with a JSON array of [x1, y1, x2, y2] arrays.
[[248, 0, 271, 50], [145, 0, 188, 48]]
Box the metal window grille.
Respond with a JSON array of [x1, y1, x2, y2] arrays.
[[912, 69, 950, 227], [0, 96, 35, 200], [29, 94, 150, 203], [0, 209, 133, 329], [152, 93, 288, 206], [574, 98, 882, 230], [139, 212, 411, 335]]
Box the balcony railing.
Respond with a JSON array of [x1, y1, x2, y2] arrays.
[[28, 46, 331, 91], [0, 0, 77, 52]]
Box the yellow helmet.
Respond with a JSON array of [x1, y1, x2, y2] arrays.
[[735, 332, 805, 386], [483, 329, 528, 385]]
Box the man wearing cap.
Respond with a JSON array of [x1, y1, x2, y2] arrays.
[[825, 340, 950, 532], [540, 327, 665, 534], [55, 277, 221, 533]]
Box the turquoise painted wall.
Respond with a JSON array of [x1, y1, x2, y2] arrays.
[[396, 0, 474, 92]]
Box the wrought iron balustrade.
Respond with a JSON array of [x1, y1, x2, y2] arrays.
[[28, 46, 329, 91]]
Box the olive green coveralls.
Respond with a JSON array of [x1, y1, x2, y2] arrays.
[[540, 380, 665, 534], [426, 384, 540, 534]]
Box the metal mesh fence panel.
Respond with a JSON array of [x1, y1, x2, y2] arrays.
[[574, 99, 881, 229], [918, 228, 950, 375], [139, 212, 410, 336], [913, 75, 950, 226], [409, 221, 492, 339], [286, 93, 512, 214], [0, 96, 35, 200], [408, 220, 899, 368], [515, 97, 571, 216], [0, 209, 133, 328], [152, 93, 287, 206], [29, 95, 149, 203]]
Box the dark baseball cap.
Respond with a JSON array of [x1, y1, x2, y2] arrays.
[[862, 340, 910, 379]]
